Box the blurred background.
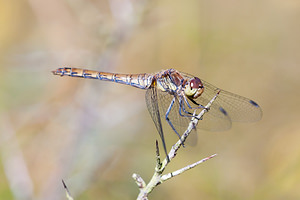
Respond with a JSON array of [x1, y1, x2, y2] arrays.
[[0, 0, 299, 199]]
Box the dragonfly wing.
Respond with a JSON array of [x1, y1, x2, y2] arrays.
[[145, 87, 169, 159], [207, 81, 262, 122], [192, 80, 263, 131], [154, 88, 198, 144], [189, 96, 232, 131], [185, 128, 198, 146]]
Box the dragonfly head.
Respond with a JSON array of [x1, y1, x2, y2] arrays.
[[184, 77, 204, 98]]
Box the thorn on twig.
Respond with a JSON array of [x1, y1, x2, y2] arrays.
[[155, 140, 160, 157], [62, 179, 67, 189], [62, 179, 74, 200], [155, 140, 162, 170]]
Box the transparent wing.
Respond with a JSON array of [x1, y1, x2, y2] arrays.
[[202, 80, 262, 122], [146, 72, 262, 148], [153, 87, 198, 144], [145, 87, 169, 159], [186, 96, 232, 131], [182, 74, 263, 131]]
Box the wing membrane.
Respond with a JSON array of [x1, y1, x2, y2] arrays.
[[151, 87, 198, 143], [181, 73, 262, 131], [145, 87, 170, 160]]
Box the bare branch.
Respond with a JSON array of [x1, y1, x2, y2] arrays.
[[134, 90, 220, 200]]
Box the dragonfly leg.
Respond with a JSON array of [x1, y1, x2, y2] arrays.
[[178, 97, 209, 121], [179, 99, 194, 116], [181, 95, 210, 118], [165, 97, 185, 147], [187, 98, 208, 110], [178, 97, 201, 119], [183, 95, 193, 109]]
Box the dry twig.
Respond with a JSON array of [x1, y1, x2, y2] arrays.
[[133, 91, 220, 200]]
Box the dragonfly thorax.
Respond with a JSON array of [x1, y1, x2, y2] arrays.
[[155, 77, 178, 92]]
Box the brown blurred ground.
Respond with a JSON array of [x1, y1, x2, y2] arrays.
[[0, 0, 299, 199]]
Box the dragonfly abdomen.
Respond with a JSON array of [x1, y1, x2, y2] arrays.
[[52, 67, 153, 89]]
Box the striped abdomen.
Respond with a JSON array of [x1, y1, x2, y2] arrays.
[[52, 67, 154, 89]]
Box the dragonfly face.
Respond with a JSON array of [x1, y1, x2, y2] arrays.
[[183, 77, 204, 99]]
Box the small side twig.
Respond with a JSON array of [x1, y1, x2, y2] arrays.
[[62, 180, 74, 200], [133, 90, 220, 200], [161, 154, 217, 182], [132, 174, 146, 189]]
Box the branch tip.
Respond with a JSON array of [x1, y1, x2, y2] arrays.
[[62, 179, 67, 189], [132, 173, 146, 189], [62, 179, 74, 200], [155, 140, 160, 156]]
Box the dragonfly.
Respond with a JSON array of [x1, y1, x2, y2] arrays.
[[52, 67, 262, 160]]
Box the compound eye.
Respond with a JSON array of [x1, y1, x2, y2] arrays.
[[190, 77, 203, 89]]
